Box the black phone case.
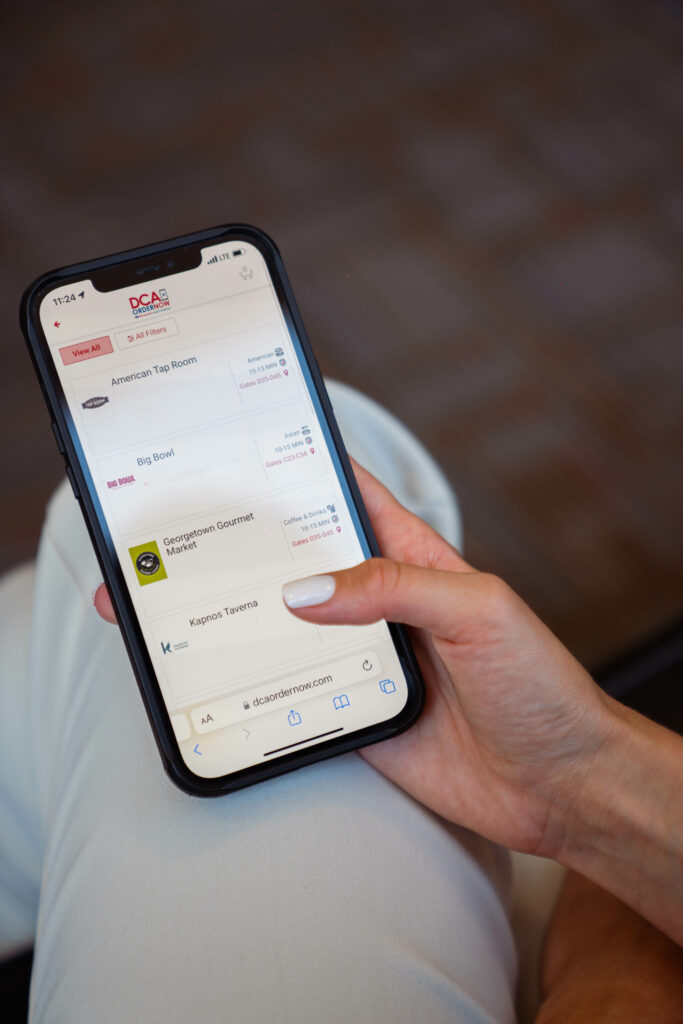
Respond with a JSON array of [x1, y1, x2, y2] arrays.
[[20, 223, 425, 795]]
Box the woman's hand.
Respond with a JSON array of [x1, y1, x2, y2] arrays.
[[281, 461, 614, 861], [282, 463, 683, 944]]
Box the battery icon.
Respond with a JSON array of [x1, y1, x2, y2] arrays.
[[232, 248, 244, 257]]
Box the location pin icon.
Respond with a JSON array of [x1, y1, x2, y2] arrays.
[[283, 369, 289, 376], [336, 526, 341, 533], [310, 447, 315, 454]]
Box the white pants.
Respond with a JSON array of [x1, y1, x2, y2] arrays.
[[0, 381, 517, 1023]]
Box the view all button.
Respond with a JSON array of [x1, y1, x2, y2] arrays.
[[60, 335, 114, 365]]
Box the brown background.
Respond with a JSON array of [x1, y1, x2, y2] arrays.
[[1, 0, 681, 670]]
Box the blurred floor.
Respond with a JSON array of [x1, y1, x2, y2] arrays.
[[0, 0, 681, 668]]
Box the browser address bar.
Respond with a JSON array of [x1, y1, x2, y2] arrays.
[[190, 650, 381, 735]]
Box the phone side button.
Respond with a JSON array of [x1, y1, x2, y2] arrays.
[[65, 465, 81, 500], [51, 420, 66, 454]]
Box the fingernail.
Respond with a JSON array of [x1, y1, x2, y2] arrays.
[[90, 583, 102, 605], [282, 575, 336, 609]]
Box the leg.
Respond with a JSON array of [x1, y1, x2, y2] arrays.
[[0, 563, 40, 958], [326, 379, 463, 550], [537, 871, 683, 1023], [1, 385, 516, 1023]]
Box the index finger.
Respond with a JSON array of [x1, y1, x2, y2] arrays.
[[349, 457, 471, 572]]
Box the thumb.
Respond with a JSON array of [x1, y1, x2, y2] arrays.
[[282, 558, 497, 642]]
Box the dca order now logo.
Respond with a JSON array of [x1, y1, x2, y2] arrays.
[[128, 288, 170, 319]]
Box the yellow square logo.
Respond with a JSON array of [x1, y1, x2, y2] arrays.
[[128, 540, 167, 586]]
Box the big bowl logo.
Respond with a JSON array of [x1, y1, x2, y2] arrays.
[[128, 288, 170, 319]]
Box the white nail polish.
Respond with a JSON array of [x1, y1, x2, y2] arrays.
[[282, 575, 336, 609], [90, 583, 103, 605]]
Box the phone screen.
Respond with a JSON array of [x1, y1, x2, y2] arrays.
[[36, 236, 413, 782]]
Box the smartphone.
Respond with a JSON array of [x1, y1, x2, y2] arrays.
[[20, 224, 424, 795]]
